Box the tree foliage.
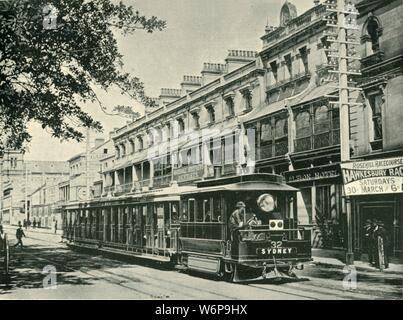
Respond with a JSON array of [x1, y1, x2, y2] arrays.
[[0, 0, 165, 153]]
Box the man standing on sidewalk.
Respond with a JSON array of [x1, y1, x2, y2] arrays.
[[54, 221, 58, 234], [14, 226, 26, 248]]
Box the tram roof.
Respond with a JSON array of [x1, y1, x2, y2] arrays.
[[182, 181, 298, 195]]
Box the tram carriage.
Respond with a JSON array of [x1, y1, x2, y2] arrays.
[[178, 174, 312, 281], [62, 174, 312, 282]]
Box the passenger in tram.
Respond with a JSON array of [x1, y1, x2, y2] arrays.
[[204, 210, 211, 222]]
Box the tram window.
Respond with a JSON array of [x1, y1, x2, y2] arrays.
[[212, 196, 222, 222], [202, 199, 211, 222], [181, 201, 188, 222], [171, 203, 179, 224], [188, 199, 196, 222]]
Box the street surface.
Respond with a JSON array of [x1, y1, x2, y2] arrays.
[[0, 229, 401, 300]]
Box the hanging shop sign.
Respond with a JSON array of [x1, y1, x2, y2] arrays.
[[341, 157, 403, 196], [284, 164, 341, 184]]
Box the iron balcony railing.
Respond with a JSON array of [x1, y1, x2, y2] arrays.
[[257, 138, 288, 161], [294, 129, 340, 153]]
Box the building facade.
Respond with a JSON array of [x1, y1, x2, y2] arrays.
[[0, 150, 69, 225], [344, 0, 403, 262], [64, 0, 402, 263]]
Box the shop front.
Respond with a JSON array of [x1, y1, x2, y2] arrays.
[[341, 157, 403, 262], [284, 163, 345, 250]]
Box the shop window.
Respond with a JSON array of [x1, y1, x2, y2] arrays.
[[315, 184, 344, 249]]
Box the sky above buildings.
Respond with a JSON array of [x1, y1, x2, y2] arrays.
[[25, 0, 315, 161]]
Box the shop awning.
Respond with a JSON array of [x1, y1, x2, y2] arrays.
[[291, 82, 338, 107], [241, 99, 287, 124]]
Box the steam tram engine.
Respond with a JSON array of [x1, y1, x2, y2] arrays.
[[62, 174, 312, 282]]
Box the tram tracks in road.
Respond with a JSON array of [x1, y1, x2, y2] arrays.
[[7, 242, 236, 299], [12, 235, 385, 300], [7, 245, 165, 299]]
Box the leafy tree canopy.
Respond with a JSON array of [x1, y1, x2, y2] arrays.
[[0, 0, 165, 154]]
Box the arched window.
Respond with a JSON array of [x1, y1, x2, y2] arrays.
[[137, 136, 144, 151], [275, 118, 288, 139], [296, 111, 311, 138], [115, 146, 120, 158], [314, 105, 330, 133], [362, 15, 382, 57], [367, 19, 380, 53], [120, 143, 126, 157], [129, 139, 135, 154]]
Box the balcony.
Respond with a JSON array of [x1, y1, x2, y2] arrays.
[[257, 139, 288, 161], [294, 129, 340, 153], [361, 50, 385, 69], [153, 175, 171, 189], [114, 183, 133, 196]]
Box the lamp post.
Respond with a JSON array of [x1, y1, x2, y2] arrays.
[[324, 0, 362, 265]]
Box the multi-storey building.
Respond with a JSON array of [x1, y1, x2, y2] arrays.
[[68, 0, 402, 263], [0, 150, 69, 225], [68, 138, 114, 202], [30, 178, 66, 229], [101, 1, 347, 251], [343, 0, 403, 262]]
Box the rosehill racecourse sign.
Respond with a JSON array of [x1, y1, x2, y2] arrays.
[[341, 157, 403, 196]]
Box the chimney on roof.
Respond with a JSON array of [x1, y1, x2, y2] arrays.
[[201, 63, 227, 85], [159, 88, 182, 105], [225, 50, 258, 73], [180, 75, 203, 95], [94, 138, 105, 149]]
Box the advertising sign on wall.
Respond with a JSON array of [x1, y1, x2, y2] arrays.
[[341, 157, 403, 196]]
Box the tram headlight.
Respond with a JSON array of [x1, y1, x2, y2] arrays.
[[269, 220, 284, 231]]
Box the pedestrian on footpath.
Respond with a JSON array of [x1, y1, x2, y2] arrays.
[[54, 221, 58, 234], [14, 226, 26, 248]]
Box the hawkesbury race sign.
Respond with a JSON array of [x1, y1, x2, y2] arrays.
[[341, 157, 403, 196]]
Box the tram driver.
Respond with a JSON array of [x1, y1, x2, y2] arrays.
[[228, 201, 246, 239]]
